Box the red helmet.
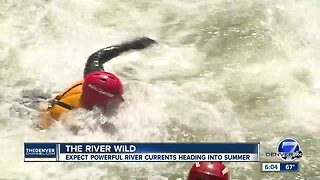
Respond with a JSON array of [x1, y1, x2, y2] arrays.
[[82, 71, 124, 106], [188, 162, 229, 180]]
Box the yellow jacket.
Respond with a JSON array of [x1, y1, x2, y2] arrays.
[[39, 80, 84, 128]]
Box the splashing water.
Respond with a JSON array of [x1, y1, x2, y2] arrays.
[[1, 0, 320, 179]]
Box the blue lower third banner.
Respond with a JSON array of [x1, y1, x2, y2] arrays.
[[24, 143, 260, 162]]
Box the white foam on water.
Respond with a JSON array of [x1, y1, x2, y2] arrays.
[[1, 0, 320, 179]]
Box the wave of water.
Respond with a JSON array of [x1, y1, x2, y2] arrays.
[[1, 0, 320, 179]]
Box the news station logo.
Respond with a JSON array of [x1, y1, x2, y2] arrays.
[[24, 143, 56, 159], [266, 138, 303, 161]]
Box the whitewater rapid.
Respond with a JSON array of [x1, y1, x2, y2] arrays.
[[1, 0, 320, 179]]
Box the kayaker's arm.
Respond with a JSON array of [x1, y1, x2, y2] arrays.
[[83, 36, 157, 77], [38, 112, 54, 129]]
